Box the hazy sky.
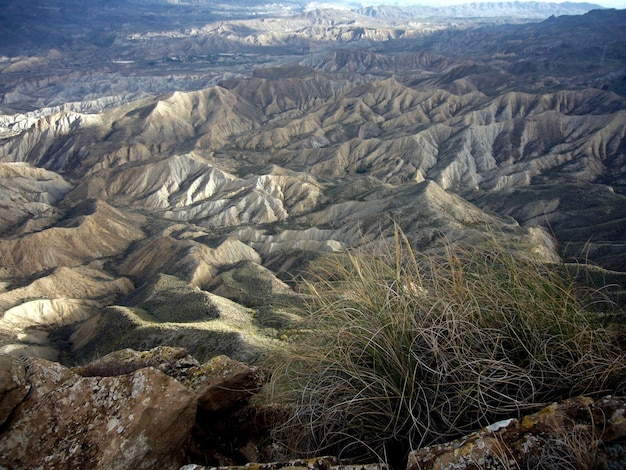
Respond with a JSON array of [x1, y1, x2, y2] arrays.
[[393, 0, 626, 7]]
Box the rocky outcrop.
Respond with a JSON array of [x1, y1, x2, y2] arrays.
[[73, 345, 201, 378], [181, 457, 388, 470], [0, 353, 197, 469], [407, 396, 626, 470], [183, 354, 264, 412], [0, 354, 29, 426], [179, 396, 626, 469], [0, 347, 271, 470], [74, 347, 265, 408]]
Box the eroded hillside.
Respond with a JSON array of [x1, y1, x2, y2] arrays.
[[1, 6, 625, 364]]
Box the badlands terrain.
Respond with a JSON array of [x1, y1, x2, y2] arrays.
[[0, 1, 625, 365]]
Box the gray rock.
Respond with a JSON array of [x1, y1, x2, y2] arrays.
[[407, 396, 626, 470], [179, 456, 389, 470], [182, 354, 265, 412], [0, 355, 197, 469], [0, 354, 29, 426]]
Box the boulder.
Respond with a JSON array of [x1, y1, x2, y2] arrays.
[[0, 354, 30, 426], [74, 347, 265, 412], [73, 345, 200, 379], [182, 354, 265, 412], [407, 396, 626, 470], [178, 354, 272, 467], [0, 355, 197, 469], [0, 347, 274, 469]]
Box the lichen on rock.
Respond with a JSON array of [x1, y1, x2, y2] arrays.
[[407, 396, 626, 470], [0, 353, 197, 469]]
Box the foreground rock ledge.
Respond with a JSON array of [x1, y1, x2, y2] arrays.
[[0, 347, 265, 469], [407, 396, 626, 470], [0, 354, 197, 469], [180, 457, 389, 470], [2, 347, 625, 470]]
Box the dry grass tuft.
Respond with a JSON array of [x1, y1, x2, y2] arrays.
[[266, 228, 626, 465]]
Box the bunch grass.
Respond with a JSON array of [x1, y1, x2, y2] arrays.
[[266, 228, 625, 465]]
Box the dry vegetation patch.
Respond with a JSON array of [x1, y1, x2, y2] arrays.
[[266, 228, 626, 466]]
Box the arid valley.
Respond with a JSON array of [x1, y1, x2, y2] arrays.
[[1, 1, 625, 468]]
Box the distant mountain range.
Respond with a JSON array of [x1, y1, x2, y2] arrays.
[[357, 2, 605, 19], [0, 1, 606, 56], [139, 0, 607, 18]]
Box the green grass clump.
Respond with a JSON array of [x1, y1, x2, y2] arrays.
[[266, 229, 625, 465]]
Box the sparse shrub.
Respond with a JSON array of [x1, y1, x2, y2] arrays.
[[266, 228, 626, 466]]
